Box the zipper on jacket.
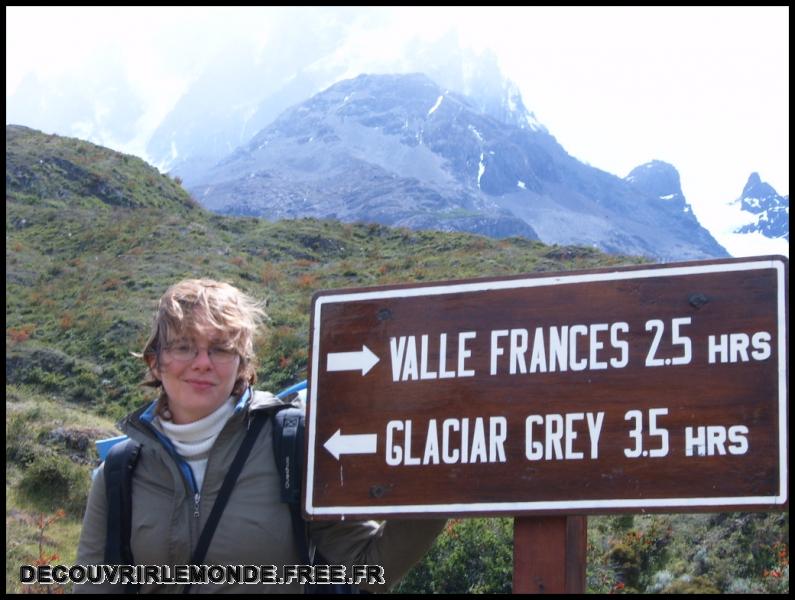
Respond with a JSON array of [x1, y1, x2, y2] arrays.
[[136, 416, 202, 521]]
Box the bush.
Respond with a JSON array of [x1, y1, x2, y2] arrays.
[[6, 410, 40, 467], [397, 519, 513, 593], [18, 452, 90, 518]]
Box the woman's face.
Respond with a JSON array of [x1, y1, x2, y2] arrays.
[[150, 322, 242, 424]]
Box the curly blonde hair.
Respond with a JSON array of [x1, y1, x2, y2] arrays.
[[140, 279, 267, 407]]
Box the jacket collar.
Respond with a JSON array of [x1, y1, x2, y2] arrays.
[[121, 387, 290, 437]]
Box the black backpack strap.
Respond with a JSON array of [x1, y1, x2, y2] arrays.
[[103, 438, 142, 593], [190, 411, 268, 564], [103, 438, 141, 566], [272, 405, 359, 594], [272, 407, 311, 563], [272, 406, 304, 505], [182, 411, 269, 593]]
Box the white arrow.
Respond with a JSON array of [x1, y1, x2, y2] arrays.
[[324, 429, 378, 460], [327, 345, 380, 375]]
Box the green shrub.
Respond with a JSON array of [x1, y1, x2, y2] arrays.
[[397, 519, 513, 593], [6, 410, 39, 466], [17, 452, 90, 518]]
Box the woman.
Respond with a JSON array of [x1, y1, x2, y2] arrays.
[[76, 279, 445, 593]]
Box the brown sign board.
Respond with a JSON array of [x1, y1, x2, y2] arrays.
[[304, 256, 788, 519]]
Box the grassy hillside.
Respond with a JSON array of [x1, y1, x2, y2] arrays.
[[5, 126, 787, 593], [6, 124, 199, 211]]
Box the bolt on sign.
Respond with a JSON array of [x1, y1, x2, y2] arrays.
[[304, 256, 788, 520]]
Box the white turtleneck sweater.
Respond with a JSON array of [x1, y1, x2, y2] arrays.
[[154, 399, 235, 492]]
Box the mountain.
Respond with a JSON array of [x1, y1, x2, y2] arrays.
[[732, 173, 789, 241], [145, 38, 350, 184], [624, 160, 694, 216], [189, 73, 540, 239], [6, 124, 198, 212], [622, 159, 728, 258], [146, 30, 544, 184], [189, 73, 728, 261]]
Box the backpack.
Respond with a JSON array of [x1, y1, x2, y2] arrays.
[[101, 390, 357, 594]]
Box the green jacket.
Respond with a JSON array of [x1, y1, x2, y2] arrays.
[[75, 390, 445, 593]]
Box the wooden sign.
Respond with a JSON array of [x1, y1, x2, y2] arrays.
[[304, 256, 788, 519]]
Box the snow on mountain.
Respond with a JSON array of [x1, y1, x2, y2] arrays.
[[707, 173, 789, 258]]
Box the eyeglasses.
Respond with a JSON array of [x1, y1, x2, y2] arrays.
[[162, 342, 239, 365]]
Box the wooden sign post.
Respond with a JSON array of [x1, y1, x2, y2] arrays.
[[513, 515, 587, 593], [303, 256, 788, 591]]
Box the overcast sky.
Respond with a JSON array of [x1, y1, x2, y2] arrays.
[[6, 6, 789, 256]]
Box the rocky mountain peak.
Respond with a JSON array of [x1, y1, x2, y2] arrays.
[[625, 160, 682, 198], [624, 160, 697, 219], [732, 172, 789, 241], [740, 172, 779, 211]]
